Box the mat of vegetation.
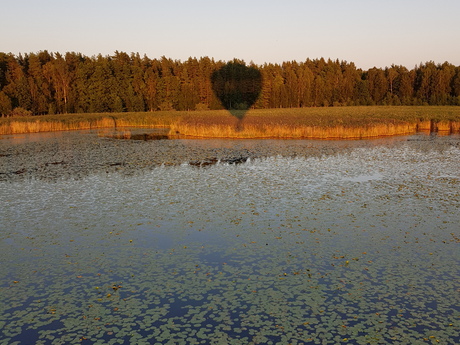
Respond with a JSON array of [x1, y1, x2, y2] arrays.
[[0, 131, 459, 344]]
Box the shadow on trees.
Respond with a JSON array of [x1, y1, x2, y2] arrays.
[[211, 62, 262, 124]]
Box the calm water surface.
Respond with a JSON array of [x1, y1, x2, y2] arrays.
[[0, 132, 459, 344]]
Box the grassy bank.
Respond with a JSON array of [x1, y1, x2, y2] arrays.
[[1, 106, 459, 139], [0, 112, 181, 135]]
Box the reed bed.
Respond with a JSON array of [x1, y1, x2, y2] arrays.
[[451, 120, 460, 133], [172, 120, 418, 139], [1, 106, 459, 138], [171, 106, 460, 139], [0, 112, 180, 135]]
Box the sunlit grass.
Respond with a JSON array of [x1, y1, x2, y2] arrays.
[[0, 112, 180, 135], [1, 106, 459, 138], [172, 106, 460, 139]]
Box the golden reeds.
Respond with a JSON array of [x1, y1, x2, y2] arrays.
[[1, 107, 459, 138], [451, 121, 460, 133], [171, 121, 418, 139], [170, 108, 421, 139], [435, 121, 452, 132], [0, 112, 180, 135], [0, 119, 92, 134], [416, 120, 432, 132]]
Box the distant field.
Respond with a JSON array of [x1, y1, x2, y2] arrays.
[[1, 106, 459, 139]]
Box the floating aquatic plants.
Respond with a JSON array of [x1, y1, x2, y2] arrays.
[[0, 133, 459, 344]]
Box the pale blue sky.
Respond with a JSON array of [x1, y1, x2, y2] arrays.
[[1, 0, 459, 69]]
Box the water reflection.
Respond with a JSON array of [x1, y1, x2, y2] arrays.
[[3, 129, 458, 182]]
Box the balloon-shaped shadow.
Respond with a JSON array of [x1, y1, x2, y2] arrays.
[[211, 62, 262, 121]]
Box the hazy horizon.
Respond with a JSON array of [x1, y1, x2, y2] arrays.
[[2, 0, 460, 70]]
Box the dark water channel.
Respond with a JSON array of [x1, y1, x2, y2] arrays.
[[0, 130, 459, 344]]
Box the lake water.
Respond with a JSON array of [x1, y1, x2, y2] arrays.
[[0, 131, 459, 344]]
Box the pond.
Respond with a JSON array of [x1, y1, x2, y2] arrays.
[[0, 130, 459, 344]]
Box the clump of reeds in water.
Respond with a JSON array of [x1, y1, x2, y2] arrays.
[[97, 129, 133, 139], [451, 121, 460, 133], [171, 113, 418, 139], [416, 119, 460, 134], [171, 107, 460, 139]]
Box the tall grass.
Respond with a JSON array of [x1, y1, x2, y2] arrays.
[[1, 106, 459, 138], [0, 112, 180, 135], [172, 120, 417, 139], [171, 107, 460, 139]]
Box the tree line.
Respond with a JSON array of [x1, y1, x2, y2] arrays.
[[1, 50, 459, 116]]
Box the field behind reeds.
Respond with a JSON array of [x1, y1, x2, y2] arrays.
[[1, 106, 459, 139]]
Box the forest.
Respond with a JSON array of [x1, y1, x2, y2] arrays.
[[1, 51, 460, 116]]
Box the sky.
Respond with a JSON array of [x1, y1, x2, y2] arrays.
[[1, 0, 459, 70]]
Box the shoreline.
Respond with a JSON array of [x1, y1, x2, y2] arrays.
[[1, 106, 459, 139], [2, 128, 458, 183]]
